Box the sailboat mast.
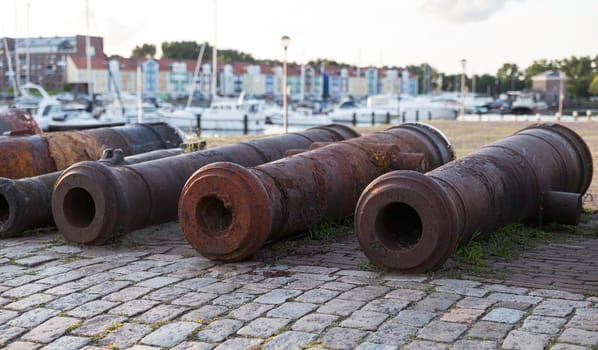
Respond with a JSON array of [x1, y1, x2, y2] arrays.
[[85, 0, 93, 100], [2, 37, 18, 97], [186, 43, 206, 108], [25, 1, 30, 83], [13, 0, 20, 90], [211, 0, 217, 98]]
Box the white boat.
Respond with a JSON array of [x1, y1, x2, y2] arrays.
[[328, 98, 383, 125], [99, 93, 198, 133], [195, 95, 267, 134], [266, 105, 331, 129], [510, 92, 549, 115], [399, 95, 459, 121], [15, 83, 126, 131]]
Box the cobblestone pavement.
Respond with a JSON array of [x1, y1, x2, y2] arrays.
[[0, 216, 597, 350]]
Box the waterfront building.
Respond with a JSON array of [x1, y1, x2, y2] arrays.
[[1, 35, 420, 100], [531, 70, 567, 106]]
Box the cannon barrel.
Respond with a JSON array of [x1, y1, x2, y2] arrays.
[[0, 108, 42, 136], [52, 124, 360, 245], [0, 122, 183, 179], [355, 123, 593, 273], [179, 123, 454, 262], [0, 147, 184, 237]]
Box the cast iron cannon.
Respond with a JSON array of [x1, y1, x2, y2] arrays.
[[178, 123, 454, 261], [354, 123, 593, 273], [52, 124, 359, 245]]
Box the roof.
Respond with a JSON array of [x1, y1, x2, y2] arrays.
[[68, 55, 111, 70], [532, 70, 566, 81], [67, 55, 418, 80]]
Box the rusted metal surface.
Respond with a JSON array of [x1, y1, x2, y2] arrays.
[[355, 123, 593, 273], [0, 123, 183, 179], [0, 147, 184, 237], [52, 124, 360, 245], [0, 109, 42, 136], [178, 123, 455, 262]]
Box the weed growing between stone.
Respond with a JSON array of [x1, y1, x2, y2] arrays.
[[307, 217, 354, 241], [449, 222, 576, 276]]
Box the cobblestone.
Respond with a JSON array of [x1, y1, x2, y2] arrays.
[[559, 328, 598, 347], [237, 317, 290, 338], [72, 315, 127, 337], [103, 286, 151, 302], [467, 321, 513, 339], [292, 313, 339, 333], [366, 325, 417, 346], [0, 209, 597, 349], [391, 309, 436, 327], [317, 298, 366, 316], [98, 322, 152, 348], [41, 335, 89, 350], [7, 308, 58, 328], [263, 331, 316, 349], [254, 289, 302, 304], [502, 330, 551, 350], [66, 300, 119, 318], [108, 299, 160, 317], [403, 340, 447, 350], [141, 321, 200, 348], [482, 307, 525, 323], [21, 317, 80, 343], [196, 319, 243, 342], [418, 320, 468, 342], [321, 327, 368, 349], [520, 315, 566, 334], [266, 302, 317, 320], [339, 310, 388, 330]]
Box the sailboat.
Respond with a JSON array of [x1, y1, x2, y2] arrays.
[[182, 0, 266, 135]]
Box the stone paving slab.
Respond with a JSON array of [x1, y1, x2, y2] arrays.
[[0, 216, 596, 349]]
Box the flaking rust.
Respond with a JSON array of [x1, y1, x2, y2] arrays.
[[0, 122, 183, 179], [0, 109, 42, 136], [0, 147, 184, 237], [178, 123, 455, 262], [51, 124, 360, 245]]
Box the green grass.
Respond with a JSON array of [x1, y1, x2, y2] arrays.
[[307, 217, 354, 241], [357, 260, 383, 272], [452, 223, 572, 273]]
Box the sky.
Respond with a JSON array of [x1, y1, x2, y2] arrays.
[[0, 0, 596, 75]]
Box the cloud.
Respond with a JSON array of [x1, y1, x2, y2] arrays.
[[420, 0, 521, 23]]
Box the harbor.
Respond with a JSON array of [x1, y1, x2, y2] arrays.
[[0, 0, 597, 349]]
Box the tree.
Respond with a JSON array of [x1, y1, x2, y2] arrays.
[[589, 75, 598, 96], [524, 59, 557, 85], [161, 41, 203, 60], [130, 43, 156, 59], [558, 56, 594, 98], [476, 74, 497, 96], [219, 49, 256, 63], [496, 63, 525, 92]]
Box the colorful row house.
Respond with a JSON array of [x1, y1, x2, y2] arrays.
[[2, 35, 419, 100]]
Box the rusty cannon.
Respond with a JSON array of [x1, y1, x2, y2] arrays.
[[178, 123, 455, 262], [355, 123, 593, 273], [0, 108, 42, 136], [0, 147, 187, 237], [52, 124, 360, 245], [0, 122, 183, 179]]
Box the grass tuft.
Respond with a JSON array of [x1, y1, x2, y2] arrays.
[[307, 217, 353, 241]]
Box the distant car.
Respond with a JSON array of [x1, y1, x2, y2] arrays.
[[590, 96, 598, 102]]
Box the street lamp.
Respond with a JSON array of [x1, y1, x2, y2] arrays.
[[281, 35, 291, 133], [460, 59, 467, 117]]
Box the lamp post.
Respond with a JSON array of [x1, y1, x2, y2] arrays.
[[281, 35, 291, 133], [558, 72, 565, 120], [460, 59, 467, 117]]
